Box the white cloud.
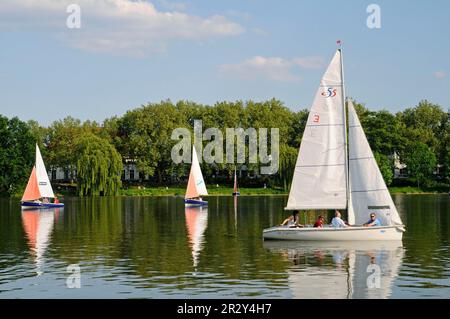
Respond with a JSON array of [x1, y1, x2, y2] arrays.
[[219, 56, 298, 82], [157, 0, 189, 11], [219, 56, 325, 82], [293, 56, 326, 69], [0, 0, 244, 56], [434, 71, 446, 79]]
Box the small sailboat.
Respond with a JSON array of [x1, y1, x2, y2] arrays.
[[184, 146, 208, 207], [263, 47, 405, 241], [232, 168, 240, 196], [21, 144, 64, 209]]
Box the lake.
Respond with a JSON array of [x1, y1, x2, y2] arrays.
[[0, 195, 448, 298]]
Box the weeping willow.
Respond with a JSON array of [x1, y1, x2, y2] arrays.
[[76, 134, 123, 197], [278, 144, 298, 190]]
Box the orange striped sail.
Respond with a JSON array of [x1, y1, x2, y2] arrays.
[[22, 166, 41, 201], [185, 170, 199, 199]]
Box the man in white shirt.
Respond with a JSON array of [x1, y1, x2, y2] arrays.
[[331, 210, 348, 228]]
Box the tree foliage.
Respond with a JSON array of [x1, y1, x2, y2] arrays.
[[374, 152, 394, 186], [0, 98, 448, 197], [0, 116, 35, 195], [76, 133, 123, 197], [404, 142, 437, 188]]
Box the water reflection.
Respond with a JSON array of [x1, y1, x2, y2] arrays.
[[21, 208, 60, 275], [0, 195, 447, 298], [185, 206, 208, 270], [264, 241, 404, 299]]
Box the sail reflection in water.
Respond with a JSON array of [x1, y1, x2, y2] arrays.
[[185, 206, 208, 269], [264, 241, 404, 299], [21, 209, 60, 275]]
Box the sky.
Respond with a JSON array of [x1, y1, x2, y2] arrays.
[[0, 0, 449, 125]]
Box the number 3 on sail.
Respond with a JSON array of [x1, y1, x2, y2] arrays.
[[263, 47, 405, 241]]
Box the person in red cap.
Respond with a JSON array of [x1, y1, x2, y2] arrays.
[[314, 215, 325, 228]]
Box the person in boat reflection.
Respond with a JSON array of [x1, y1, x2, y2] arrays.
[[363, 213, 382, 227], [281, 211, 304, 228], [331, 210, 349, 228], [313, 215, 325, 228]]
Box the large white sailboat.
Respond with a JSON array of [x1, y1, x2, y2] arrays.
[[263, 48, 405, 241], [184, 146, 208, 207]]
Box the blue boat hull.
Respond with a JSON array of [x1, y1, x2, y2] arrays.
[[21, 201, 64, 209], [184, 199, 208, 207]]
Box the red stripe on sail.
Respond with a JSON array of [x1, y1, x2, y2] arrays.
[[185, 170, 199, 199], [22, 166, 41, 201]]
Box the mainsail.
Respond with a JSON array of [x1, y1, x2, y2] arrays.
[[22, 144, 55, 201], [185, 146, 208, 199], [347, 100, 403, 225], [286, 50, 347, 210]]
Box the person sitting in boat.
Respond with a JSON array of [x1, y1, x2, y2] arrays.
[[281, 211, 304, 228], [313, 215, 325, 228], [43, 197, 49, 204], [54, 197, 60, 204], [331, 210, 348, 228], [363, 213, 382, 227]]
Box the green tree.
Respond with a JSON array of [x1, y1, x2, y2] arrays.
[[76, 134, 123, 196], [46, 117, 83, 181], [399, 100, 448, 162], [115, 100, 185, 183], [374, 152, 394, 186], [0, 116, 35, 196], [360, 109, 406, 155], [404, 142, 437, 188]]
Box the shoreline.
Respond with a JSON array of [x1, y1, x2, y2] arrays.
[[7, 186, 448, 198]]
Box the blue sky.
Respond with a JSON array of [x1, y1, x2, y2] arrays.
[[0, 0, 449, 125]]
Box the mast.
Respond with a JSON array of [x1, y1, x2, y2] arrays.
[[338, 42, 350, 211]]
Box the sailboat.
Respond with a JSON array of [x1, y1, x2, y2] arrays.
[[263, 47, 405, 241], [232, 168, 240, 196], [184, 146, 208, 207], [21, 144, 64, 209]]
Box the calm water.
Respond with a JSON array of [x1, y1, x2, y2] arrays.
[[0, 195, 448, 299]]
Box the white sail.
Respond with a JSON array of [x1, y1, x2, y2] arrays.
[[286, 50, 347, 210], [347, 100, 403, 226], [35, 144, 55, 198]]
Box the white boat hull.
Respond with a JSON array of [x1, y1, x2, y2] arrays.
[[263, 225, 404, 241]]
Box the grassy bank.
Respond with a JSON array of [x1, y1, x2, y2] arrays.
[[6, 185, 447, 198], [119, 185, 447, 196], [119, 186, 287, 196], [388, 186, 448, 194]]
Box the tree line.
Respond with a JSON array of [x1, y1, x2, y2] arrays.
[[0, 99, 448, 196]]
